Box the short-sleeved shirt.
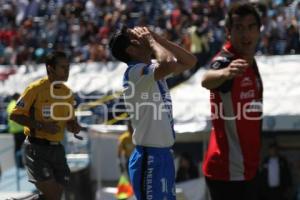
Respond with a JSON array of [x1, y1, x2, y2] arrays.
[[11, 77, 75, 142], [202, 42, 263, 181], [123, 61, 175, 148]]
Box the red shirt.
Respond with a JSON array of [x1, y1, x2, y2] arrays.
[[202, 42, 263, 181]]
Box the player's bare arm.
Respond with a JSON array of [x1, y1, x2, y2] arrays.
[[130, 27, 197, 80], [150, 30, 197, 75]]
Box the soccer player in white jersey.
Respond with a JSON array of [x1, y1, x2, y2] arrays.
[[109, 26, 196, 200]]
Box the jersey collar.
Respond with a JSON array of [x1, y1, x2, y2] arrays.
[[127, 61, 140, 67]]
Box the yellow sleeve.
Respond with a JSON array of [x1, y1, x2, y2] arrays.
[[11, 85, 38, 117], [118, 132, 129, 143]]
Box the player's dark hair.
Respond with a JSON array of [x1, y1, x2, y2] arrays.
[[109, 26, 132, 63], [225, 2, 261, 31], [45, 51, 68, 68]]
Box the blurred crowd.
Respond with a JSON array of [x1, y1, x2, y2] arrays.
[[0, 0, 300, 66]]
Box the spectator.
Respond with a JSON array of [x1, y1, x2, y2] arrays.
[[88, 42, 108, 62], [0, 0, 299, 67], [258, 143, 293, 200], [6, 93, 25, 168], [117, 121, 134, 175], [285, 24, 300, 54], [188, 15, 210, 68], [176, 152, 199, 183]]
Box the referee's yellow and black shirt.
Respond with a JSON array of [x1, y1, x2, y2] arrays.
[[11, 77, 75, 142]]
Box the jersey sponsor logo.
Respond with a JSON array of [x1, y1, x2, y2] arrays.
[[146, 155, 154, 200], [241, 77, 253, 87], [16, 98, 25, 108], [211, 61, 221, 69], [246, 100, 263, 112], [42, 105, 51, 119], [211, 56, 230, 69], [240, 89, 255, 100]]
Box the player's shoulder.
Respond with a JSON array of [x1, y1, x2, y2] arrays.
[[59, 84, 74, 102], [126, 62, 143, 74], [127, 62, 155, 77], [130, 62, 150, 70], [60, 83, 72, 92], [27, 77, 48, 91]]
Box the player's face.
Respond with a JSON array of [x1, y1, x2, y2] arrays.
[[126, 42, 152, 61], [52, 58, 70, 82], [227, 14, 260, 56]]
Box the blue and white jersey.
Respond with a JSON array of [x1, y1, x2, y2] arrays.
[[123, 61, 175, 148]]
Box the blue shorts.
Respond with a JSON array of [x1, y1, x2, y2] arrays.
[[129, 146, 176, 200]]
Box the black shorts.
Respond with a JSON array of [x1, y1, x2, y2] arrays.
[[205, 176, 259, 200], [23, 139, 70, 186]]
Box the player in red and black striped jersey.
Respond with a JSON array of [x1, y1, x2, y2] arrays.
[[201, 2, 263, 200]]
